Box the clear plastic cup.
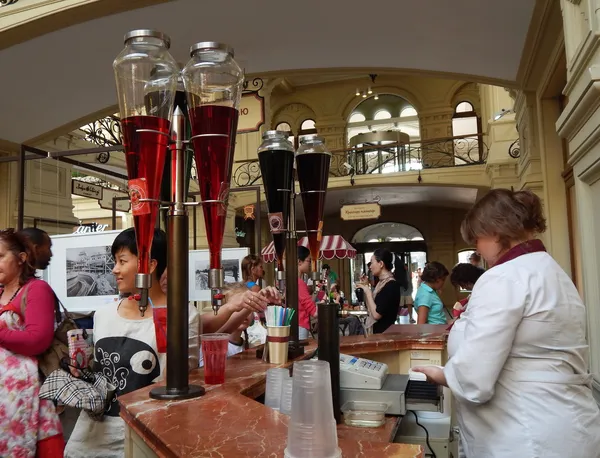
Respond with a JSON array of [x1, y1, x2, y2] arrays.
[[285, 360, 341, 458], [265, 368, 288, 411], [200, 333, 229, 384], [279, 376, 293, 416]]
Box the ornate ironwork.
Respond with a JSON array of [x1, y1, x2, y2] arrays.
[[80, 115, 122, 147], [508, 138, 520, 159], [0, 0, 19, 6], [233, 160, 262, 187], [243, 77, 264, 94], [231, 134, 489, 187]]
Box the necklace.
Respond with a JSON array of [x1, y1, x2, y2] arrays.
[[0, 286, 22, 305]]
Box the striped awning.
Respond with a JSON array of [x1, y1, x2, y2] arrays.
[[261, 235, 357, 263]]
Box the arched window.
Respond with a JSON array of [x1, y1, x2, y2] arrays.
[[276, 122, 295, 148], [297, 118, 317, 148], [301, 119, 316, 130], [452, 101, 482, 165], [373, 110, 392, 120], [349, 112, 366, 123], [400, 106, 417, 117]]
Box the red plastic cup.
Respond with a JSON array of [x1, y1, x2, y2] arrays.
[[201, 333, 229, 384], [153, 306, 167, 354]]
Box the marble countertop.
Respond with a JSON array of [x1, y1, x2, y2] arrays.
[[119, 330, 447, 457]]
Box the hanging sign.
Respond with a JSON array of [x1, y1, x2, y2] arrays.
[[71, 180, 103, 200], [99, 189, 131, 212], [237, 93, 264, 133], [243, 204, 255, 220], [341, 203, 381, 221]]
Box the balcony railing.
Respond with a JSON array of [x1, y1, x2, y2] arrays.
[[233, 133, 488, 187]]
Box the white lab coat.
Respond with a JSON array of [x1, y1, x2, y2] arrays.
[[445, 252, 600, 458]]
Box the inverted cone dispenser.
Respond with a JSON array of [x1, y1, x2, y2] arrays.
[[114, 30, 242, 400], [295, 135, 339, 423]]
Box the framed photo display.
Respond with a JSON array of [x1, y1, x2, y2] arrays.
[[45, 230, 121, 312], [188, 247, 250, 301]]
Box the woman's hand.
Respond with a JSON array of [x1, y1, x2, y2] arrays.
[[227, 290, 269, 314], [412, 366, 447, 386], [259, 286, 281, 304]]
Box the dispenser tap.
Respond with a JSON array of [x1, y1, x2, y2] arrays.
[[208, 268, 224, 315], [135, 273, 152, 316]]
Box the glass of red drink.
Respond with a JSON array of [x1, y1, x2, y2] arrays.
[[201, 333, 229, 384]]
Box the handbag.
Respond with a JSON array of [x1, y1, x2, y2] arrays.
[[20, 284, 78, 379], [40, 358, 116, 421]]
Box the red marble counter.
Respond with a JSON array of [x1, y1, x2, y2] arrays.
[[119, 331, 446, 457]]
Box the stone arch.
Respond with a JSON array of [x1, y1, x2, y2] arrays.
[[450, 82, 481, 114], [340, 85, 424, 122], [351, 222, 425, 243], [271, 102, 317, 132]]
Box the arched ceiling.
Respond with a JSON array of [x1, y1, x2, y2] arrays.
[[0, 0, 535, 144]]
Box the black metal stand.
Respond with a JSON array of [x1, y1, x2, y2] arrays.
[[150, 107, 204, 401], [318, 302, 341, 424]]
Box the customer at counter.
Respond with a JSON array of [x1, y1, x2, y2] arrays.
[[356, 248, 400, 334], [414, 189, 600, 458], [241, 254, 264, 292], [414, 261, 449, 325], [298, 246, 317, 340]]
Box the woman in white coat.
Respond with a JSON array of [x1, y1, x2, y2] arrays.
[[415, 189, 600, 458]]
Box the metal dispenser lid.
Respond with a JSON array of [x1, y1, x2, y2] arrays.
[[189, 42, 234, 57], [299, 134, 324, 144], [258, 130, 294, 153], [123, 29, 171, 48]]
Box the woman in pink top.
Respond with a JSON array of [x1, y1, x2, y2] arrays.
[[297, 246, 317, 340], [0, 229, 63, 457]]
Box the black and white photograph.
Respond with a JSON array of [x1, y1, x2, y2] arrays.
[[194, 259, 241, 290], [189, 247, 249, 301], [66, 246, 117, 297], [46, 230, 121, 313]]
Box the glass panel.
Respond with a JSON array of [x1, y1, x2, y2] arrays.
[[301, 119, 316, 130], [455, 101, 474, 113], [276, 122, 291, 132], [400, 106, 418, 117], [373, 110, 392, 120], [349, 112, 366, 123]]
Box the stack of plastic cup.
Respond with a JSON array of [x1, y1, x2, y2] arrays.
[[265, 368, 289, 411], [279, 376, 293, 416], [285, 360, 341, 458]]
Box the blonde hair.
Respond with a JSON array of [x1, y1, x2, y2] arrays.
[[461, 189, 546, 247], [222, 282, 248, 300], [241, 254, 262, 282]]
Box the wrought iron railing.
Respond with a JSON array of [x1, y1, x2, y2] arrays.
[[233, 133, 488, 187]]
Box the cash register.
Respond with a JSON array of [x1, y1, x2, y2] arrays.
[[339, 354, 443, 415]]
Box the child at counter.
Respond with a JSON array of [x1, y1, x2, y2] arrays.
[[450, 263, 485, 320], [414, 261, 449, 325]]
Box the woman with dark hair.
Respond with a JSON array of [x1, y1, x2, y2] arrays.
[[414, 261, 449, 324], [241, 254, 264, 292], [356, 248, 401, 334], [0, 229, 63, 457], [66, 228, 200, 457], [450, 263, 485, 319], [415, 189, 600, 458]]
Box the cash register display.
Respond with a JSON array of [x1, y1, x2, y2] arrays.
[[339, 354, 389, 390]]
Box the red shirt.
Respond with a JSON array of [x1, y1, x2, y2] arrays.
[[0, 279, 56, 356], [298, 278, 317, 330]]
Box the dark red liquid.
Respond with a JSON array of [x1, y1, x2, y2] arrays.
[[189, 106, 239, 269], [296, 153, 330, 271], [258, 149, 295, 271], [202, 338, 228, 384], [121, 115, 170, 274]]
